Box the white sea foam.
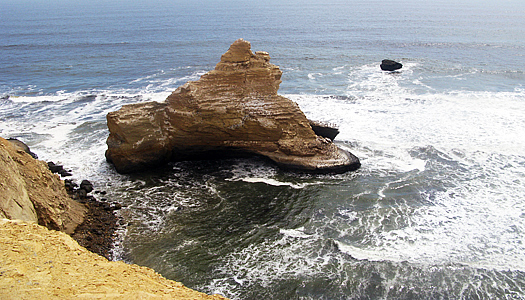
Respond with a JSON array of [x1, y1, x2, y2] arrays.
[[279, 227, 310, 239], [228, 177, 323, 189], [2, 58, 525, 298], [8, 94, 69, 103], [308, 72, 323, 80], [280, 64, 525, 273]]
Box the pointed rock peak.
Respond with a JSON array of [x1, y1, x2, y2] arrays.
[[220, 38, 254, 63], [106, 39, 361, 174]]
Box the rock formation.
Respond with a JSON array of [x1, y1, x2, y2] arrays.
[[0, 219, 228, 299], [380, 59, 403, 71], [0, 137, 86, 234], [106, 39, 360, 173], [309, 120, 340, 142], [7, 137, 38, 159]]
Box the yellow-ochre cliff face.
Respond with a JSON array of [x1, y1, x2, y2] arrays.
[[0, 137, 86, 234], [0, 219, 228, 299], [105, 39, 360, 174]]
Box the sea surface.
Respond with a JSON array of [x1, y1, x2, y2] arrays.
[[2, 0, 525, 299]]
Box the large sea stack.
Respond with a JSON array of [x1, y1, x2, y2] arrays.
[[106, 39, 360, 173]]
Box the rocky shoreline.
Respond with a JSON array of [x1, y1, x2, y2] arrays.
[[1, 40, 361, 299], [45, 160, 121, 259], [6, 137, 126, 260], [65, 179, 120, 260], [0, 137, 227, 299]]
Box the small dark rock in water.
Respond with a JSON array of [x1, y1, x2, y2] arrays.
[[58, 169, 72, 177], [64, 179, 78, 191], [380, 59, 403, 71], [111, 203, 122, 210], [80, 180, 94, 193], [48, 161, 72, 177], [102, 202, 111, 211], [6, 138, 38, 159], [47, 161, 64, 173]]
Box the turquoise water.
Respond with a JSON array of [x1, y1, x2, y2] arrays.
[[2, 0, 525, 299]]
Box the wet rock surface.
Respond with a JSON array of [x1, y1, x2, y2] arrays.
[[66, 179, 119, 260], [380, 59, 403, 71]]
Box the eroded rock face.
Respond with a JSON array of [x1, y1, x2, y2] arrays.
[[0, 137, 86, 234], [106, 39, 360, 173]]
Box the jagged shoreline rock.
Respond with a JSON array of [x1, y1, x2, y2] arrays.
[[106, 39, 360, 174]]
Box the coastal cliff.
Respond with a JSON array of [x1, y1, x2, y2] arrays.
[[0, 138, 228, 299], [106, 39, 360, 173], [0, 220, 228, 299], [0, 137, 85, 234]]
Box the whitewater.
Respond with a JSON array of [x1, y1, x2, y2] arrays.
[[2, 0, 525, 298]]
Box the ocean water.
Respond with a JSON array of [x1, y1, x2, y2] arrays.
[[2, 0, 525, 299]]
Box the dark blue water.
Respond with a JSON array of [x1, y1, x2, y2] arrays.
[[3, 0, 524, 95], [2, 0, 525, 299]]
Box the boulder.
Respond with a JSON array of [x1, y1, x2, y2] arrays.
[[106, 39, 360, 173], [0, 137, 86, 234], [79, 179, 94, 194], [309, 120, 340, 141], [47, 161, 64, 173], [380, 59, 403, 71]]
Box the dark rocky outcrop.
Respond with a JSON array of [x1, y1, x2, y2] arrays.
[[380, 59, 403, 71], [106, 39, 360, 174], [309, 120, 340, 142], [80, 179, 94, 194], [47, 161, 72, 177]]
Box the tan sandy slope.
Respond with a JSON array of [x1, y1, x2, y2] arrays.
[[0, 219, 228, 300], [0, 137, 86, 234]]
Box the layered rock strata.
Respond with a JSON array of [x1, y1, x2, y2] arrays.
[[0, 137, 86, 234], [106, 39, 360, 173]]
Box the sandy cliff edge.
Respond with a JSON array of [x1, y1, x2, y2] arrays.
[[0, 219, 228, 300], [0, 137, 228, 299]]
